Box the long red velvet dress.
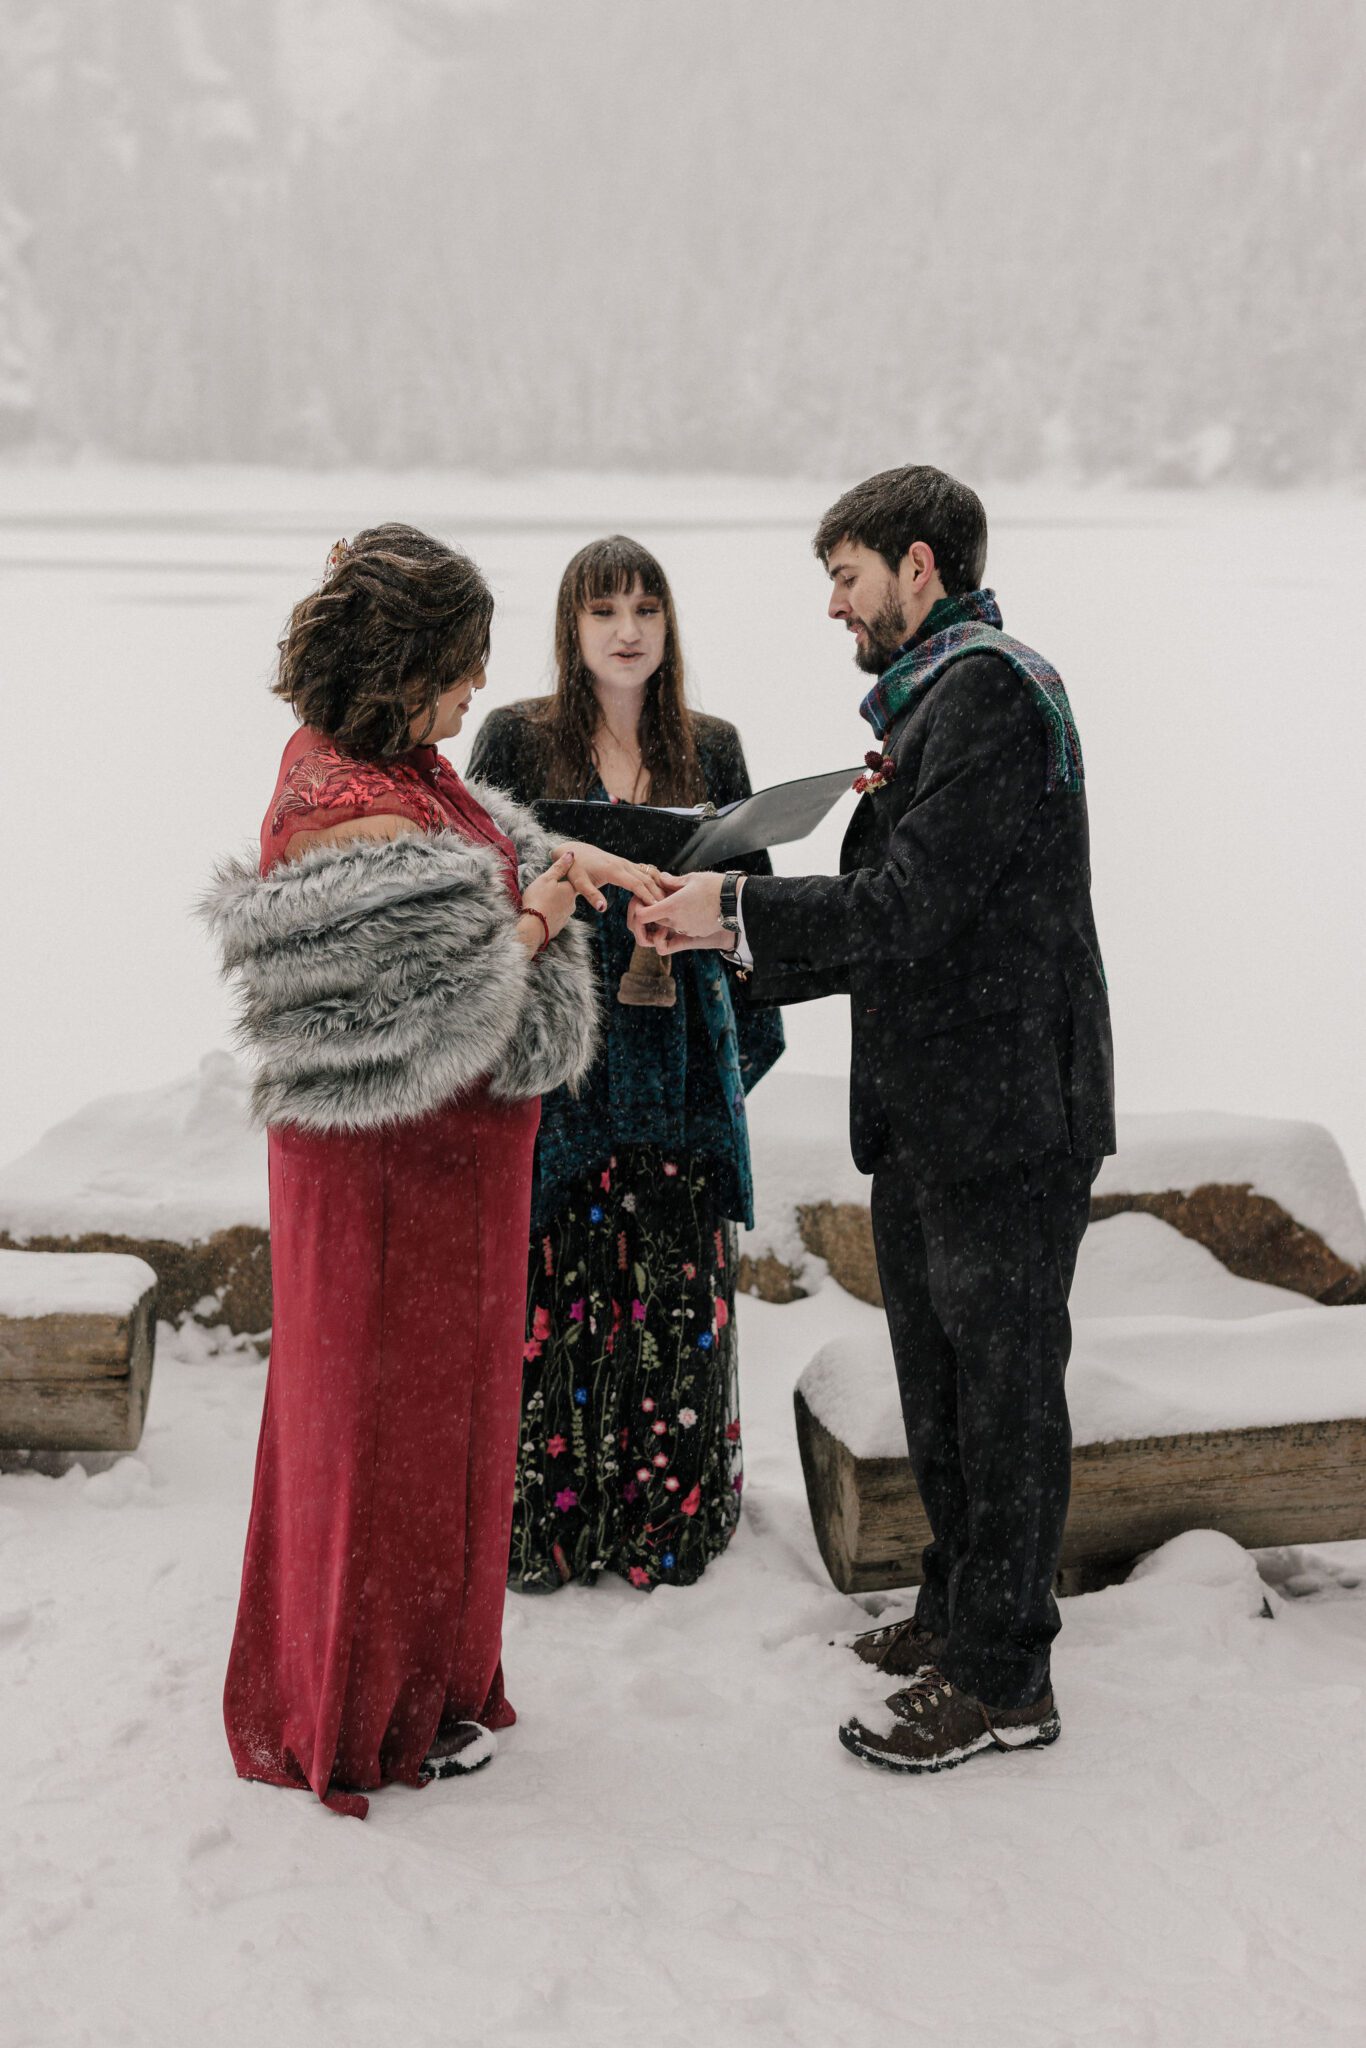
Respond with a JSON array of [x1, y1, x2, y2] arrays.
[[224, 728, 540, 1818]]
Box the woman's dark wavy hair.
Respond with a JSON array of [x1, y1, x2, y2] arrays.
[[273, 524, 494, 758], [535, 535, 704, 805]]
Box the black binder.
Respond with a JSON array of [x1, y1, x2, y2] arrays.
[[533, 765, 860, 874]]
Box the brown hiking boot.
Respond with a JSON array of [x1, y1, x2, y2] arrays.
[[844, 1616, 949, 1678], [839, 1668, 1060, 1774]]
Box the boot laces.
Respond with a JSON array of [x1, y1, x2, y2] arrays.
[[887, 1667, 956, 1720], [855, 1614, 916, 1649]]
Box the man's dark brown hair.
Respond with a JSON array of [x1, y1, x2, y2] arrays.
[[274, 524, 494, 757], [813, 466, 988, 595]]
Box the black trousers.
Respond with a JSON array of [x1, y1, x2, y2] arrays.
[[869, 1150, 1100, 1710]]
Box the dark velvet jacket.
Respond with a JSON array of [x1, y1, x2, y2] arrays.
[[468, 701, 785, 1229], [740, 651, 1114, 1185]]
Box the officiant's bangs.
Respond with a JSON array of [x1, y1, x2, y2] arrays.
[[563, 534, 670, 611]]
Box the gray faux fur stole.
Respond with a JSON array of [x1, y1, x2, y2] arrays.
[[199, 779, 598, 1131]]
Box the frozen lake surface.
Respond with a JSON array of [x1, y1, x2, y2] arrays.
[[2, 466, 1363, 1193]]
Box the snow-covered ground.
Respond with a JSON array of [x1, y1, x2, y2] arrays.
[[2, 467, 1364, 1195], [3, 1278, 1365, 2048], [3, 468, 1365, 2043]]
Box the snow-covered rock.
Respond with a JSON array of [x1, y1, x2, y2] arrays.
[[744, 1073, 1366, 1303], [746, 1075, 1366, 1271], [1067, 1211, 1318, 1320], [1097, 1112, 1366, 1270]]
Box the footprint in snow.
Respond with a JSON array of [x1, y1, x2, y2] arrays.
[[0, 1604, 33, 1644], [185, 1823, 234, 1860], [84, 1458, 153, 1508]]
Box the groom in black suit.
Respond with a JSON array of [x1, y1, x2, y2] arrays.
[[630, 465, 1114, 1772]]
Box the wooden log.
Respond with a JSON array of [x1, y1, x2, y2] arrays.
[[794, 1385, 1366, 1594], [0, 1284, 158, 1453]]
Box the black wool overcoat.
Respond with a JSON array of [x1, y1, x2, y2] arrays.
[[740, 653, 1115, 1184]]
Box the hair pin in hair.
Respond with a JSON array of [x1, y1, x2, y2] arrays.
[[325, 537, 352, 580]]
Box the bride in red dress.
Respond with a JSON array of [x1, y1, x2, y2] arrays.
[[203, 526, 661, 1816]]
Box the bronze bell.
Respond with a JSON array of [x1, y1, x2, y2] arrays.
[[617, 941, 677, 1007]]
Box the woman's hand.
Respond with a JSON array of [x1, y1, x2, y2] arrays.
[[553, 842, 668, 915], [518, 850, 579, 951], [518, 844, 669, 957]]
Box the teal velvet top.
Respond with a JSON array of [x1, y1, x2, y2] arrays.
[[467, 702, 785, 1231]]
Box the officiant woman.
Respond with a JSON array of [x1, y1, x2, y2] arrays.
[[470, 536, 784, 1592], [202, 526, 660, 1816]]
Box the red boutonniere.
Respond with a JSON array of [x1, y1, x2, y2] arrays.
[[853, 749, 897, 795]]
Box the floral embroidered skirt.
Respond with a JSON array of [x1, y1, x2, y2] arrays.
[[510, 1148, 742, 1591]]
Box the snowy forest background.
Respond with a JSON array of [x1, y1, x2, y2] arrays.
[[2, 0, 1364, 482]]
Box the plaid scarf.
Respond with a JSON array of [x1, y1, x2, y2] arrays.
[[858, 588, 1084, 795]]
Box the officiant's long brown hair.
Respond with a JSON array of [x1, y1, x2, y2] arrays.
[[535, 536, 705, 805]]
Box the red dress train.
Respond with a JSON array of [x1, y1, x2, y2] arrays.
[[223, 731, 539, 1817]]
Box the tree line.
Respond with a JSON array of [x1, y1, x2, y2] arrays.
[[2, 0, 1362, 482]]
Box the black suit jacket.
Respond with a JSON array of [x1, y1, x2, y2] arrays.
[[741, 654, 1115, 1182]]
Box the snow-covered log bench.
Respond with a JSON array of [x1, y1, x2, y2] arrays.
[[0, 1054, 270, 1335], [741, 1075, 1366, 1308], [0, 1250, 158, 1453], [795, 1282, 1366, 1592]]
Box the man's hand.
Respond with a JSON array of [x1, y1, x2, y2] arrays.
[[627, 872, 735, 954]]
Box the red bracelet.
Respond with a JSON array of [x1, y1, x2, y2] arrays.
[[523, 907, 551, 953]]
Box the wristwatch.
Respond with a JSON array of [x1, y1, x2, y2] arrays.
[[718, 871, 744, 936]]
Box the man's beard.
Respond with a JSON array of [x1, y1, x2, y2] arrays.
[[853, 591, 908, 675]]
